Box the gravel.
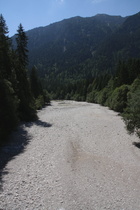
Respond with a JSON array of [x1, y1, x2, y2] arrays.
[[0, 100, 140, 210]]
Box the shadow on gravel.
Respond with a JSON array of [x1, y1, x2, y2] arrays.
[[26, 119, 52, 128], [132, 142, 140, 149], [0, 119, 52, 191]]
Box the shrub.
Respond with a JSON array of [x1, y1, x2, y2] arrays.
[[43, 90, 51, 105], [35, 95, 45, 110], [95, 88, 109, 105], [123, 78, 140, 137], [86, 90, 98, 103], [108, 85, 129, 112]]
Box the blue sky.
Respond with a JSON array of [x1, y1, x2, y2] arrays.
[[1, 0, 140, 36]]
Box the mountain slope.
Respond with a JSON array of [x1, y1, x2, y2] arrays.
[[23, 14, 126, 78], [95, 12, 140, 69]]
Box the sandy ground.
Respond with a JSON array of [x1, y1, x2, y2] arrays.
[[1, 100, 140, 210]]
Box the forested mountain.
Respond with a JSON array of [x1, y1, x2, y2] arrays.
[[17, 12, 140, 81], [12, 12, 139, 101], [25, 14, 126, 79], [95, 12, 140, 70], [12, 12, 140, 85]]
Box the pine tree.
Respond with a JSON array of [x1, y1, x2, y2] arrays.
[[0, 14, 11, 80], [15, 24, 37, 121], [30, 66, 42, 99], [30, 66, 50, 109], [0, 15, 19, 143], [16, 23, 28, 67]]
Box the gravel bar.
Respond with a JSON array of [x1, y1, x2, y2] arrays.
[[0, 100, 140, 210]]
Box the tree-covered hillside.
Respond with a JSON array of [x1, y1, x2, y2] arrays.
[[13, 13, 139, 101], [21, 12, 140, 82], [95, 12, 140, 71], [26, 14, 125, 78]]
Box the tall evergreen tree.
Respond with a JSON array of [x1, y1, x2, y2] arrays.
[[16, 23, 28, 67], [0, 15, 19, 143], [30, 66, 51, 109], [15, 24, 37, 121], [0, 14, 11, 80], [30, 66, 43, 99]]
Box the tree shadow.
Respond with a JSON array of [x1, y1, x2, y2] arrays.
[[132, 142, 140, 149], [0, 119, 52, 191], [26, 119, 52, 128]]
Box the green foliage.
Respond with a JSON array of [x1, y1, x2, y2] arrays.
[[0, 14, 12, 81], [95, 88, 109, 105], [107, 85, 129, 112], [72, 94, 84, 102], [123, 78, 140, 137], [30, 66, 42, 98], [0, 15, 19, 144], [0, 15, 50, 144], [35, 90, 50, 110], [1, 13, 140, 142], [30, 66, 50, 109], [15, 24, 37, 121], [16, 24, 28, 67], [86, 90, 98, 103], [35, 95, 45, 110], [43, 90, 50, 105], [115, 59, 140, 86], [11, 14, 126, 82], [0, 79, 19, 143]]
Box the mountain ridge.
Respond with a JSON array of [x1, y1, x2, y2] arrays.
[[17, 13, 126, 78], [12, 12, 140, 81], [26, 13, 125, 34]]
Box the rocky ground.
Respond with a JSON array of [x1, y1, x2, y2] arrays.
[[0, 100, 140, 210]]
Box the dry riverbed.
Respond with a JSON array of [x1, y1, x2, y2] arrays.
[[0, 100, 140, 210]]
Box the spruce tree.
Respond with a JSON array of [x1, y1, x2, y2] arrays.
[[15, 24, 37, 121], [16, 24, 28, 67], [0, 14, 11, 80], [30, 66, 42, 99], [30, 66, 50, 109], [0, 15, 19, 143]]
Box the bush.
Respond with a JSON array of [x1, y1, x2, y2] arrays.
[[123, 78, 140, 137], [72, 94, 85, 101], [43, 90, 51, 105], [86, 90, 98, 103], [95, 88, 109, 105], [35, 95, 45, 110], [108, 85, 129, 112]]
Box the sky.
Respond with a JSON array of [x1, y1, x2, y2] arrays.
[[1, 0, 140, 37]]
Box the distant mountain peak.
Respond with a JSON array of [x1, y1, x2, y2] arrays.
[[95, 13, 110, 17]]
